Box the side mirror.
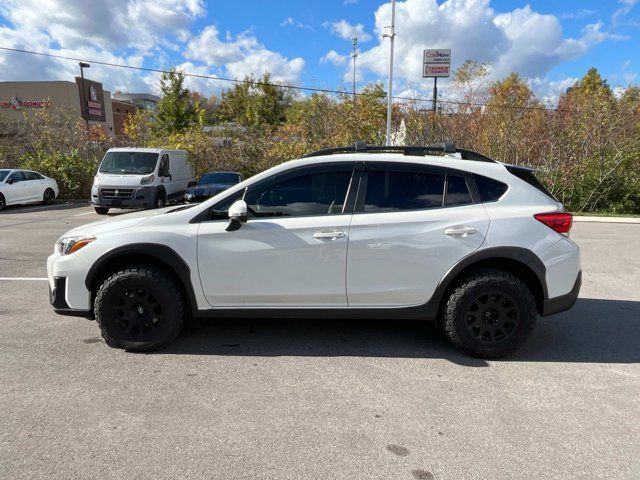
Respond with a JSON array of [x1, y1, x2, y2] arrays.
[[225, 200, 248, 232], [6, 178, 13, 184]]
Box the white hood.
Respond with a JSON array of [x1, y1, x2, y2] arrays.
[[94, 173, 148, 187]]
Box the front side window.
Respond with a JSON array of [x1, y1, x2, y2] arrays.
[[159, 155, 170, 177], [245, 168, 353, 218], [7, 171, 25, 183], [99, 152, 159, 175], [364, 169, 445, 212]]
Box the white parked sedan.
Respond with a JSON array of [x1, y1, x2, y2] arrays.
[[0, 169, 59, 211]]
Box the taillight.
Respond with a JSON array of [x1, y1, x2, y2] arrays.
[[534, 212, 573, 234]]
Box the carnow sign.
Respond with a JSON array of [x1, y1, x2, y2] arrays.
[[423, 49, 451, 78]]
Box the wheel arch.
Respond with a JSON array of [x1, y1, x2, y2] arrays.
[[85, 243, 197, 313], [431, 247, 547, 316]]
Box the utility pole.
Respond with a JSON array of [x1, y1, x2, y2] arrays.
[[432, 77, 438, 112], [351, 37, 358, 97], [79, 62, 90, 129], [383, 0, 396, 146]]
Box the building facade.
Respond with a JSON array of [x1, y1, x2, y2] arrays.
[[112, 92, 160, 113], [0, 80, 116, 137]]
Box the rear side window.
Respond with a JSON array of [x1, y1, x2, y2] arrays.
[[446, 176, 473, 206], [505, 165, 557, 201], [473, 174, 508, 202], [364, 170, 445, 212], [24, 171, 43, 180]]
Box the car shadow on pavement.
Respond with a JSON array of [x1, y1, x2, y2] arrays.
[[0, 202, 89, 214], [163, 298, 640, 366]]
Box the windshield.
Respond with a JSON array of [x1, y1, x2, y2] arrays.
[[199, 172, 241, 186], [0, 170, 9, 182], [99, 152, 159, 175]]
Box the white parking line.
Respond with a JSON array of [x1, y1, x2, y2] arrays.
[[0, 277, 48, 281], [73, 211, 94, 217]]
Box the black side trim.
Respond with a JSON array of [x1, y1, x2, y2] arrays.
[[542, 271, 581, 317], [84, 243, 198, 311], [192, 304, 439, 321]]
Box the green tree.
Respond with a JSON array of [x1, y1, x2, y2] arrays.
[[216, 73, 293, 129], [155, 69, 199, 133]]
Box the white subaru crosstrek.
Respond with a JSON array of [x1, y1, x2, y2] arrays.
[[48, 143, 581, 358]]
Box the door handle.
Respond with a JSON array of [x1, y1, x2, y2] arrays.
[[313, 230, 346, 240], [444, 226, 477, 236]]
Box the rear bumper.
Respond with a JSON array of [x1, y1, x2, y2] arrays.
[[542, 270, 581, 317], [49, 276, 93, 318]]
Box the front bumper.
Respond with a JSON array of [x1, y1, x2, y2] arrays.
[[92, 186, 156, 209], [542, 270, 581, 317], [49, 276, 93, 318]]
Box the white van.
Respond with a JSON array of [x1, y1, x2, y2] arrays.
[[91, 148, 195, 214]]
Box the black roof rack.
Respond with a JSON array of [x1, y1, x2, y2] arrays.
[[303, 142, 496, 163]]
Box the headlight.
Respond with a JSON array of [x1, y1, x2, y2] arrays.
[[56, 235, 96, 255], [140, 174, 155, 185]]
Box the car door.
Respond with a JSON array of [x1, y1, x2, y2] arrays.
[[23, 171, 44, 201], [346, 162, 490, 307], [5, 171, 27, 204], [197, 162, 357, 307]]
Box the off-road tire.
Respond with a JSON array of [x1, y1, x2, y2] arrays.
[[95, 265, 185, 352], [443, 269, 537, 359], [42, 188, 55, 205], [94, 207, 109, 215]]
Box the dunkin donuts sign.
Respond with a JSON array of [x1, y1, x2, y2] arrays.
[[75, 77, 106, 122], [0, 97, 51, 109]]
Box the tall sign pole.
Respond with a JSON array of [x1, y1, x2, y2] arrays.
[[352, 37, 358, 97], [422, 49, 451, 114], [384, 0, 396, 146]]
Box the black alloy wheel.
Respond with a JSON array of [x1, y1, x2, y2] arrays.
[[465, 291, 519, 343]]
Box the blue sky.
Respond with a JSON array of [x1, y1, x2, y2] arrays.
[[0, 0, 638, 103]]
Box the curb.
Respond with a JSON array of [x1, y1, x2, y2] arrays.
[[574, 216, 640, 224]]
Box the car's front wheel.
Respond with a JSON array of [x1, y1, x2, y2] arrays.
[[442, 269, 537, 359], [94, 265, 185, 352]]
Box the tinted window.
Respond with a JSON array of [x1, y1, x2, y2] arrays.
[[24, 171, 43, 180], [199, 173, 241, 185], [7, 171, 25, 183], [246, 169, 352, 217], [446, 175, 473, 206], [0, 170, 9, 182], [364, 170, 444, 212], [474, 174, 508, 202], [505, 165, 556, 201]]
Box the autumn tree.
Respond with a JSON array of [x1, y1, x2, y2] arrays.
[[155, 69, 200, 133]]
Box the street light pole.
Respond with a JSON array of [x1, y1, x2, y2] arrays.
[[79, 62, 90, 129], [384, 0, 396, 146], [352, 37, 358, 98]]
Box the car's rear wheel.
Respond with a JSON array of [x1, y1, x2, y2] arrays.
[[94, 265, 185, 352], [442, 269, 537, 359], [94, 207, 109, 215], [42, 188, 55, 205], [0, 193, 5, 211]]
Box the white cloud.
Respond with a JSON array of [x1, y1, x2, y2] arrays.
[[185, 27, 305, 84], [321, 50, 348, 66], [325, 20, 372, 42], [355, 0, 626, 100], [559, 9, 597, 20], [280, 17, 315, 32], [613, 0, 638, 25]]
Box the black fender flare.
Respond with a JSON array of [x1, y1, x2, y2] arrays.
[[427, 246, 548, 309], [85, 243, 198, 310]]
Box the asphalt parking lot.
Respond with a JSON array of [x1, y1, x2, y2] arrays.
[[1, 203, 639, 480]]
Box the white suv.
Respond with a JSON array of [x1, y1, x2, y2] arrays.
[[48, 143, 581, 358]]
